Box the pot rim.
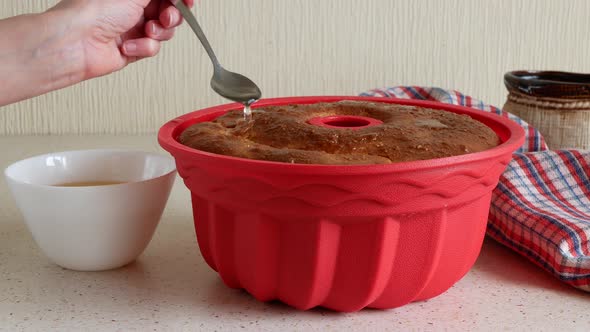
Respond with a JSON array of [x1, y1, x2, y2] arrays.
[[505, 70, 590, 99]]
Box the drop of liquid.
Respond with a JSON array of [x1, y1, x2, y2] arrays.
[[243, 104, 252, 122], [243, 99, 257, 123]]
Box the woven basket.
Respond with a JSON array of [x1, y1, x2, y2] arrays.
[[503, 71, 590, 150]]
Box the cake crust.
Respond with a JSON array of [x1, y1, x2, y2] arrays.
[[179, 101, 500, 165]]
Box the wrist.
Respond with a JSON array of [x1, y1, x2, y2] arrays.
[[37, 9, 87, 87], [0, 8, 88, 106]]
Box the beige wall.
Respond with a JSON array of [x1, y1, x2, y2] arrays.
[[1, 0, 590, 135]]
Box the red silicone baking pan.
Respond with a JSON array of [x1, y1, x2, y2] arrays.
[[158, 96, 525, 312]]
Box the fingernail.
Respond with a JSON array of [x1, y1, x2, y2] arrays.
[[151, 23, 160, 36], [168, 11, 176, 25], [124, 41, 137, 54]]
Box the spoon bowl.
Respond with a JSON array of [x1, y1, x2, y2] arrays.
[[211, 68, 262, 104]]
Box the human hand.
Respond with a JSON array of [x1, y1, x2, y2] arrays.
[[48, 0, 194, 79]]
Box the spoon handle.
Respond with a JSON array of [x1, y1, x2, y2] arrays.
[[170, 0, 221, 68]]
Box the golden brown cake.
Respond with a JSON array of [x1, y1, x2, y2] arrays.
[[178, 101, 500, 165]]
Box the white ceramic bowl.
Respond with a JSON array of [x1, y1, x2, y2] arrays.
[[4, 149, 177, 271]]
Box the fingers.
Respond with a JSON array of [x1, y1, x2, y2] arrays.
[[145, 20, 176, 41], [122, 38, 161, 58], [154, 0, 195, 31], [159, 5, 183, 29], [122, 0, 195, 62]]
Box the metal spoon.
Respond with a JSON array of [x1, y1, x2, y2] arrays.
[[170, 0, 262, 105]]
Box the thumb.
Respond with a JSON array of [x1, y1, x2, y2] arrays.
[[132, 0, 153, 7], [143, 1, 162, 19]]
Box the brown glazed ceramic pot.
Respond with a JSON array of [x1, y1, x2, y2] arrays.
[[503, 70, 590, 150]]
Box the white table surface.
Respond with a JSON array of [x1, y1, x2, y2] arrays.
[[0, 136, 588, 332]]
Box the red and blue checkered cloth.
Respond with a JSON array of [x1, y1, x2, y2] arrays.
[[361, 86, 590, 292]]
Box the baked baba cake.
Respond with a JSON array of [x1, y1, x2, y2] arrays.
[[178, 101, 500, 165]]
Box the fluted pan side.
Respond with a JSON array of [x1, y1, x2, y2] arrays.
[[189, 194, 493, 311]]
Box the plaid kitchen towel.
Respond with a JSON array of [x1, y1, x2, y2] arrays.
[[361, 86, 590, 292]]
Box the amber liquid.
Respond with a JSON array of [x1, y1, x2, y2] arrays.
[[55, 181, 126, 187]]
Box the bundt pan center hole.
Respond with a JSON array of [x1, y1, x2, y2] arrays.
[[308, 115, 383, 130]]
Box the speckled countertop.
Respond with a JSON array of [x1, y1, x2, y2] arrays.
[[1, 136, 589, 332]]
